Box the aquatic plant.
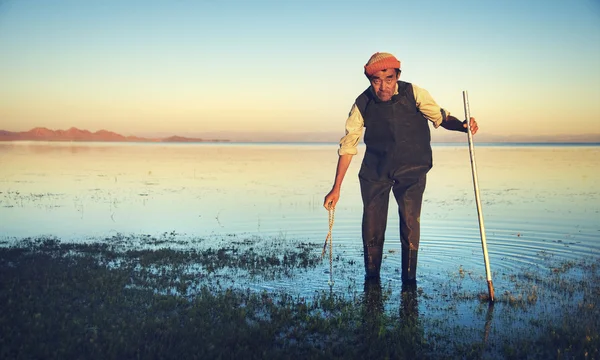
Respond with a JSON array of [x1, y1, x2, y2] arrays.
[[0, 236, 598, 359]]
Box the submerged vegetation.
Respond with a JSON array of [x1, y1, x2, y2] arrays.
[[0, 235, 598, 359]]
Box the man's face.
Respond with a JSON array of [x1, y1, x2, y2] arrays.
[[369, 68, 399, 102]]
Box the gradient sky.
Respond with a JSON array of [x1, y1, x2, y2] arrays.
[[1, 0, 599, 141]]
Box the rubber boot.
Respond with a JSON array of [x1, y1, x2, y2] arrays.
[[401, 248, 418, 284], [364, 245, 383, 279]]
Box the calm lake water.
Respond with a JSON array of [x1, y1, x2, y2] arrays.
[[1, 141, 599, 297]]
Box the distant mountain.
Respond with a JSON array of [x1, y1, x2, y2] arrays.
[[1, 127, 598, 144], [0, 127, 228, 143]]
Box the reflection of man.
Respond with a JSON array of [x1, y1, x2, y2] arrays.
[[363, 278, 384, 315], [400, 282, 419, 323], [362, 279, 421, 347], [363, 279, 420, 319], [324, 52, 478, 284]]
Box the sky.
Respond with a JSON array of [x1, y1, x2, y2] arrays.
[[0, 0, 599, 142]]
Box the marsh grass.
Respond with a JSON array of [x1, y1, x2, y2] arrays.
[[1, 236, 598, 359]]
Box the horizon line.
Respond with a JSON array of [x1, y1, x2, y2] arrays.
[[2, 127, 600, 144]]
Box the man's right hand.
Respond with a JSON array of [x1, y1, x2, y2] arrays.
[[323, 188, 340, 210]]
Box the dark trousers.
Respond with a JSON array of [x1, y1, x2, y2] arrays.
[[359, 171, 426, 279]]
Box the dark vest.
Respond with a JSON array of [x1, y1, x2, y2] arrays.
[[356, 81, 433, 181]]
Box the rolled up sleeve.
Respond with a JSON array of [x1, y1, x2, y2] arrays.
[[338, 104, 364, 156], [413, 84, 449, 129]]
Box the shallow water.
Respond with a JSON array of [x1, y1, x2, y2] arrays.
[[1, 142, 599, 295], [2, 141, 598, 357]]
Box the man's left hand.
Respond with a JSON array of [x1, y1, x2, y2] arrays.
[[464, 117, 478, 135]]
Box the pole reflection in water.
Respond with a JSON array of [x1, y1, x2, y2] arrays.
[[483, 302, 494, 344]]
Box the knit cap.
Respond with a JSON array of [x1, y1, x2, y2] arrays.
[[364, 52, 401, 76]]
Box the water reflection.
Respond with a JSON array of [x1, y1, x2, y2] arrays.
[[363, 277, 384, 315], [483, 302, 494, 344], [399, 282, 419, 324], [362, 278, 420, 323], [361, 277, 424, 356]]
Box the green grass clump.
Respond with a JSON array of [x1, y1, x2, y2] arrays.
[[0, 237, 598, 359]]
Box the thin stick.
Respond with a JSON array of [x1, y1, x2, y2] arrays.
[[463, 91, 495, 302], [321, 206, 335, 286]]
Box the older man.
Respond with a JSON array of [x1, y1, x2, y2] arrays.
[[323, 52, 478, 284]]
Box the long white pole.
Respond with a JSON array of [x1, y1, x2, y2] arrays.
[[463, 91, 495, 302]]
